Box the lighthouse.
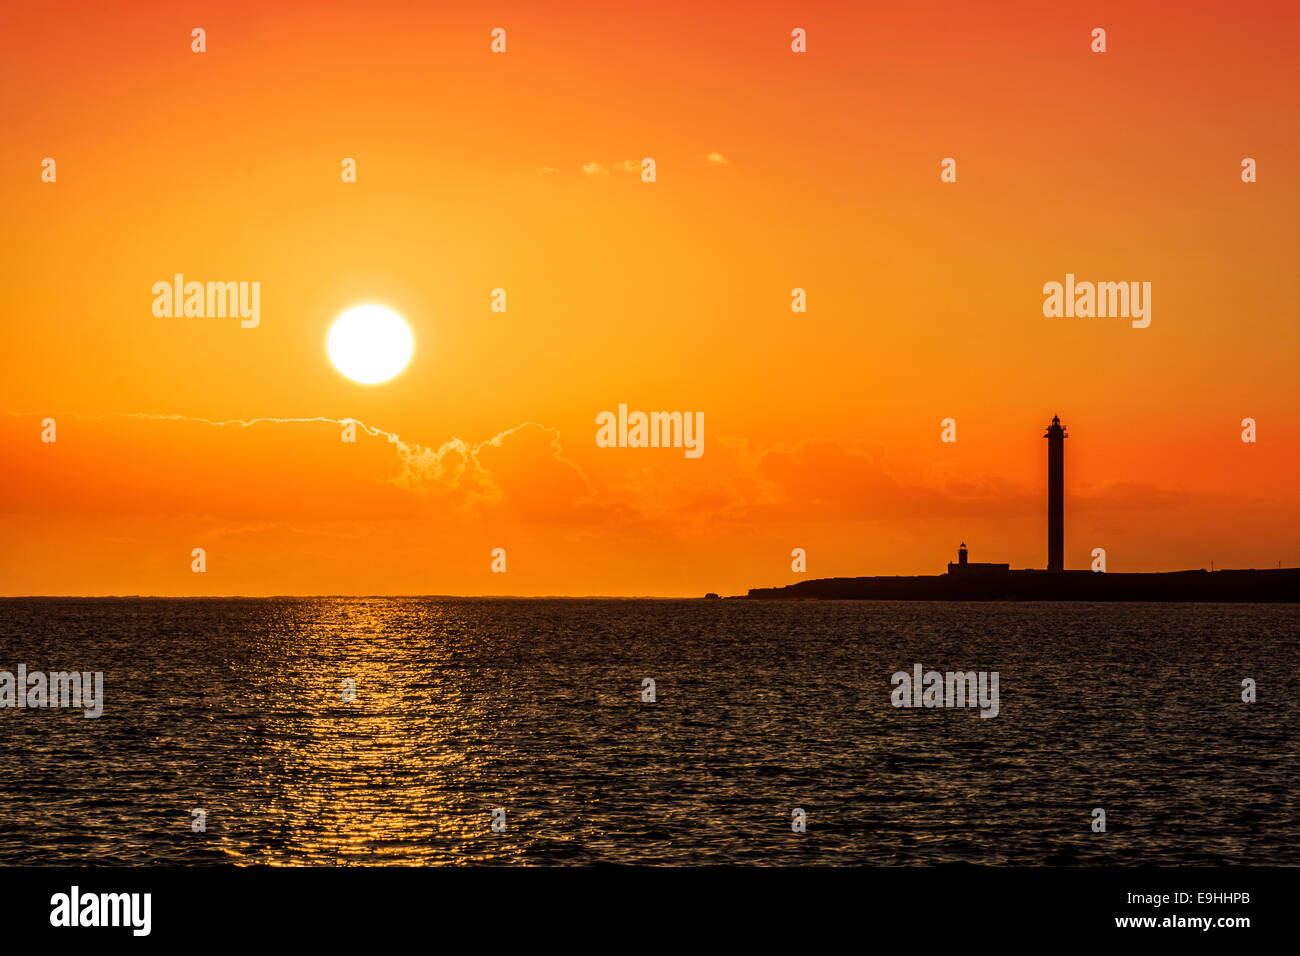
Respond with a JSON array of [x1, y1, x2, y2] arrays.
[[1045, 416, 1067, 571]]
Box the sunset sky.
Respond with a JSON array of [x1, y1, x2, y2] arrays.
[[2, 0, 1296, 596]]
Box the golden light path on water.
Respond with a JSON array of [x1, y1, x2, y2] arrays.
[[213, 600, 502, 865]]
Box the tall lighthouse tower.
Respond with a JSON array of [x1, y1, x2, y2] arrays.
[[1044, 416, 1067, 572]]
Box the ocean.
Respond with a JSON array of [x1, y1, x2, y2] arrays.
[[0, 598, 1295, 865]]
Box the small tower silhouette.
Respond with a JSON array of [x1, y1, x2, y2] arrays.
[[1044, 416, 1067, 571], [958, 542, 968, 566]]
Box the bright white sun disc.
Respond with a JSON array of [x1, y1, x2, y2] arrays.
[[328, 305, 413, 384]]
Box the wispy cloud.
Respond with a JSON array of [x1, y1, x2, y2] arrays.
[[3, 408, 592, 515], [582, 160, 641, 175]]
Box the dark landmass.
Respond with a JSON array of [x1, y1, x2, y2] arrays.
[[739, 568, 1300, 602]]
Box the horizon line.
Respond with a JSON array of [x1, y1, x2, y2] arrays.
[[4, 564, 1297, 601]]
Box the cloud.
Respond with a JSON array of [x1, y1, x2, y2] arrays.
[[0, 409, 1208, 537], [582, 160, 641, 175], [701, 151, 730, 165], [1070, 481, 1189, 513], [0, 409, 596, 522]]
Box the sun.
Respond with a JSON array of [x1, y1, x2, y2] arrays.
[[327, 305, 414, 385]]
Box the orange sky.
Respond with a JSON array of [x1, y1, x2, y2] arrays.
[[2, 0, 1297, 595]]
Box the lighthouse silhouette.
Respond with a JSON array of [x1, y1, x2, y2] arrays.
[[1045, 416, 1067, 571]]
